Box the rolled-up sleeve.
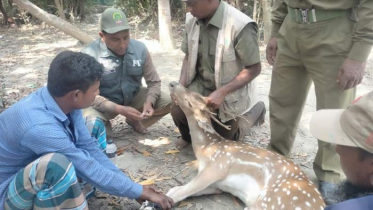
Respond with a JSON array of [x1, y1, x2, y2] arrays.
[[235, 23, 261, 67], [271, 0, 288, 38], [143, 50, 161, 105]]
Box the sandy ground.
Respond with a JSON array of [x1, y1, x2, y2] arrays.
[[1, 15, 373, 210]]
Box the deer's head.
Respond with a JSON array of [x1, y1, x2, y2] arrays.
[[169, 81, 229, 134]]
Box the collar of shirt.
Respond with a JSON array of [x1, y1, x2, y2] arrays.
[[41, 87, 79, 134], [98, 39, 135, 59], [198, 1, 225, 29]]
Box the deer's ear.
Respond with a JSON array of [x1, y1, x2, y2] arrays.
[[196, 118, 215, 134]]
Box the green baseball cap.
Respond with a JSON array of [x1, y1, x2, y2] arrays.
[[310, 91, 373, 153], [100, 8, 131, 34]]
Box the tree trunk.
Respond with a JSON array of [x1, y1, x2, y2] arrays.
[[158, 0, 175, 50], [253, 0, 257, 22], [78, 0, 85, 21], [0, 0, 9, 25], [235, 0, 242, 10], [54, 0, 65, 20], [13, 0, 94, 44], [261, 0, 271, 44]]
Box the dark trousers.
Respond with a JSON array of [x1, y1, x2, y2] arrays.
[[171, 101, 266, 142]]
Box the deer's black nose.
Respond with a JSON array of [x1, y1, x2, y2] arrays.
[[170, 81, 178, 88]]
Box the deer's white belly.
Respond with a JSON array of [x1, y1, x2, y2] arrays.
[[214, 174, 261, 206]]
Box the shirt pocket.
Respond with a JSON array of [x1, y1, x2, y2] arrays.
[[222, 49, 236, 62], [127, 66, 143, 76]]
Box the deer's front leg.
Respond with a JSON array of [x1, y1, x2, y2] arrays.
[[166, 167, 225, 203]]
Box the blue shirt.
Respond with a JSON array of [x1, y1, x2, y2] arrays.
[[326, 195, 373, 210], [0, 87, 143, 207]]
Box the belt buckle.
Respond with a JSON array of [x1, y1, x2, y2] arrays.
[[299, 8, 309, 23]]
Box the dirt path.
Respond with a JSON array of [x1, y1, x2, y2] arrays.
[[1, 17, 373, 210]]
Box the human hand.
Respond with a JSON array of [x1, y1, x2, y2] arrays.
[[266, 37, 278, 65], [337, 58, 366, 90], [206, 89, 226, 110], [141, 101, 154, 119], [116, 106, 143, 121], [137, 185, 174, 210]]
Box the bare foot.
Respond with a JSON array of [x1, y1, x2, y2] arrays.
[[126, 120, 148, 134], [175, 137, 189, 149]]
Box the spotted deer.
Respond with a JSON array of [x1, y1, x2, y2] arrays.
[[167, 82, 325, 210]]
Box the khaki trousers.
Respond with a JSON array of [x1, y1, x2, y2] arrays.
[[83, 87, 172, 138], [269, 14, 356, 182]]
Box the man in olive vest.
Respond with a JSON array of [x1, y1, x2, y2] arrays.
[[266, 0, 372, 196], [171, 0, 265, 149], [82, 8, 172, 139]]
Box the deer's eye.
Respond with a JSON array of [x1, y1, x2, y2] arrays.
[[188, 101, 193, 107]]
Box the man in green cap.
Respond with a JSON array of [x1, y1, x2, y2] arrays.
[[171, 0, 265, 149], [82, 8, 172, 140], [266, 0, 373, 197]]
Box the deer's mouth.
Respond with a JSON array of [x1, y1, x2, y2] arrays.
[[170, 93, 179, 106]]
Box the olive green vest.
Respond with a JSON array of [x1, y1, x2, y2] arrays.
[[185, 1, 256, 122], [82, 39, 147, 105]]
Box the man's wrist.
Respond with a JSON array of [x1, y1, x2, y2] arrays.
[[114, 105, 126, 115]]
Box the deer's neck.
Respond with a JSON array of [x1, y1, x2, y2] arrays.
[[186, 116, 220, 158]]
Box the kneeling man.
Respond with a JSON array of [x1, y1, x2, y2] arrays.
[[82, 8, 172, 137], [172, 0, 265, 148]]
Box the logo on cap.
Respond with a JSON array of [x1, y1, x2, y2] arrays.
[[113, 12, 123, 24]]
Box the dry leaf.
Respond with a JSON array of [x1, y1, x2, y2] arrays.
[[232, 195, 240, 207], [116, 145, 131, 155], [165, 150, 180, 154], [155, 177, 173, 181], [109, 199, 120, 206], [139, 137, 171, 147], [128, 172, 135, 180], [139, 179, 155, 185], [142, 150, 151, 157], [178, 201, 192, 208], [185, 160, 197, 166]]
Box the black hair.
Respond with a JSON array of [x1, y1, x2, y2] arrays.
[[47, 51, 103, 97], [323, 181, 373, 205]]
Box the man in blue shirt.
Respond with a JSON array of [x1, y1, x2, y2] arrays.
[[0, 51, 173, 209], [310, 93, 373, 209]]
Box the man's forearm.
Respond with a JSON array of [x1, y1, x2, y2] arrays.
[[179, 55, 188, 87], [218, 62, 261, 96], [348, 0, 373, 62], [92, 95, 126, 116]]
